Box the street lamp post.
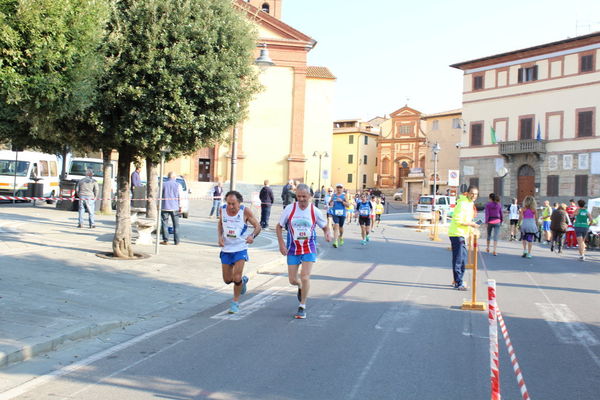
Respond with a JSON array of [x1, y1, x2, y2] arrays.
[[432, 142, 441, 213], [312, 151, 328, 196], [229, 44, 275, 192]]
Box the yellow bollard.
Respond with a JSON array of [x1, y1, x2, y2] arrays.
[[461, 235, 487, 311], [430, 210, 442, 242], [465, 234, 474, 269], [416, 213, 424, 232]]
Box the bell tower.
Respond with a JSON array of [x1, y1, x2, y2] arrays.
[[245, 0, 282, 20]]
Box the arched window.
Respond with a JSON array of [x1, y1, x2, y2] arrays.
[[382, 158, 390, 175], [261, 2, 270, 13]]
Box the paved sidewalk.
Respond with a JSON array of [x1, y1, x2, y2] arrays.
[[0, 203, 286, 368]]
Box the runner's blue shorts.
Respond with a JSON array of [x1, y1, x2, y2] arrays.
[[287, 253, 317, 265], [220, 249, 249, 265], [542, 221, 551, 231]]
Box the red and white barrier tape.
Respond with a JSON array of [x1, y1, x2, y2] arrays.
[[488, 280, 501, 400], [497, 306, 531, 400]]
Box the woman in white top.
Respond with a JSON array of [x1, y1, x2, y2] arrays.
[[218, 191, 261, 314]]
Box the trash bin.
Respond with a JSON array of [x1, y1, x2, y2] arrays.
[[27, 182, 44, 198], [132, 186, 146, 209], [56, 180, 78, 211]]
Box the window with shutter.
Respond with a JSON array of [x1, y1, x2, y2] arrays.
[[581, 54, 594, 72], [547, 175, 559, 196], [363, 155, 368, 165], [471, 123, 483, 146], [473, 76, 483, 90], [520, 118, 533, 140], [348, 154, 353, 164], [577, 110, 593, 137], [347, 174, 353, 184], [575, 175, 588, 196], [518, 66, 538, 82], [349, 135, 354, 144]]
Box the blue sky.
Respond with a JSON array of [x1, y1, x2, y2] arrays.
[[282, 0, 600, 120]]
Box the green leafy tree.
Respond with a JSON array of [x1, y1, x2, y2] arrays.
[[0, 0, 109, 153], [95, 0, 260, 257]]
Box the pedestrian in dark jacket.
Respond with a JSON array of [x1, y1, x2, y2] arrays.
[[281, 180, 296, 208], [259, 179, 275, 229], [550, 203, 570, 253]]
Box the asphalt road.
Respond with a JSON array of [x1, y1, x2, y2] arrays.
[[1, 216, 599, 399]]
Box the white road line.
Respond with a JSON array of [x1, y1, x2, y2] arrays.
[[0, 319, 189, 400], [374, 296, 424, 333], [210, 286, 291, 320], [526, 270, 600, 371], [348, 266, 426, 400], [535, 303, 599, 346]]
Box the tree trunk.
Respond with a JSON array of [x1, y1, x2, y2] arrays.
[[146, 159, 158, 220], [112, 149, 134, 258], [100, 149, 113, 214], [60, 146, 69, 180]]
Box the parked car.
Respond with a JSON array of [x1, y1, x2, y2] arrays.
[[58, 157, 117, 211], [393, 189, 404, 201], [413, 195, 453, 220]]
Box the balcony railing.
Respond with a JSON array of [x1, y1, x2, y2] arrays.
[[499, 139, 546, 155]]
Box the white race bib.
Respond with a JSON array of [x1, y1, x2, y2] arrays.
[[334, 209, 344, 216], [359, 208, 370, 216], [225, 221, 239, 238]]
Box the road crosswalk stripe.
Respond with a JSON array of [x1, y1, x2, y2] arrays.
[[535, 302, 599, 346]]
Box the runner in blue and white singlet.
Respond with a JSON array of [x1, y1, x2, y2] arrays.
[[218, 191, 261, 314], [329, 184, 348, 248], [355, 193, 373, 245], [277, 184, 331, 319]]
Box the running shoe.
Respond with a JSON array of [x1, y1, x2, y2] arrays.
[[339, 237, 344, 245], [550, 242, 555, 252], [457, 285, 468, 291], [240, 275, 249, 295], [228, 301, 240, 314], [297, 287, 302, 302], [365, 235, 370, 242], [526, 253, 532, 259], [361, 240, 366, 245], [333, 240, 338, 248], [521, 252, 527, 258], [294, 307, 306, 319], [579, 255, 586, 261]]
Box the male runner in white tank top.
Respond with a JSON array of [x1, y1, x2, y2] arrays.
[[218, 191, 261, 314]]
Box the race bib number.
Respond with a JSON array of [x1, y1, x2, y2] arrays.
[[334, 209, 344, 216], [294, 227, 310, 241], [359, 208, 370, 216], [225, 221, 238, 238]]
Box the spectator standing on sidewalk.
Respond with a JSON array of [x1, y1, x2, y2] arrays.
[[484, 193, 503, 256], [315, 185, 325, 208], [160, 172, 182, 245], [448, 186, 480, 291], [550, 203, 569, 253], [131, 166, 142, 188], [281, 179, 296, 208], [259, 179, 274, 229], [75, 169, 99, 228], [209, 181, 223, 218]]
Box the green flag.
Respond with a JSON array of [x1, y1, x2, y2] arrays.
[[490, 127, 497, 144]]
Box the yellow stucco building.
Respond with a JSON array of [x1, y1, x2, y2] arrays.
[[331, 118, 380, 193], [166, 0, 336, 189]]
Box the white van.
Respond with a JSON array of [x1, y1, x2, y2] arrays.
[[64, 157, 117, 191], [0, 150, 60, 199]]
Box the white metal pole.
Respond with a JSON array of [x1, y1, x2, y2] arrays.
[[230, 125, 238, 192], [154, 154, 165, 255]]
